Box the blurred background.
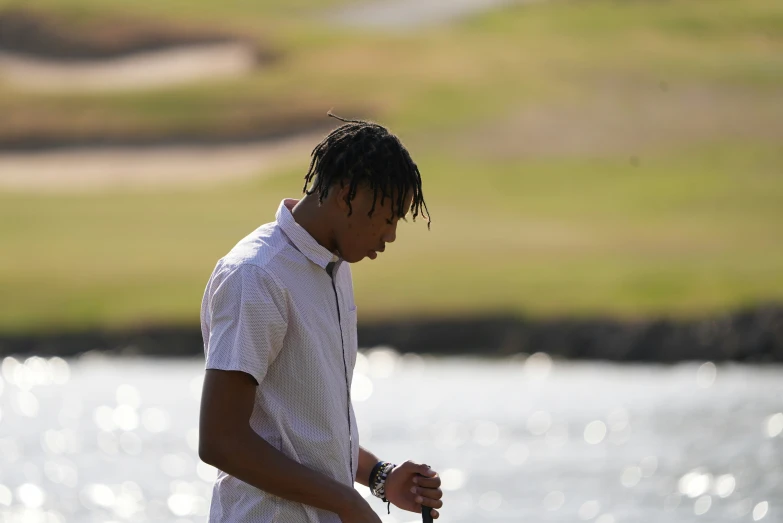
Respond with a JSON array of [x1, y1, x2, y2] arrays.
[[0, 0, 781, 521]]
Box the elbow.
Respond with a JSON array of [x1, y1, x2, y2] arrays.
[[198, 434, 224, 468], [198, 428, 248, 469]]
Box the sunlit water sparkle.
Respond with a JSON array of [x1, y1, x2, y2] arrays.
[[1, 352, 781, 522]]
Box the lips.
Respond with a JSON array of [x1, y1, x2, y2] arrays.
[[367, 246, 385, 260]]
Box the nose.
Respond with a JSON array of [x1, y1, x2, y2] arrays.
[[383, 222, 397, 244]]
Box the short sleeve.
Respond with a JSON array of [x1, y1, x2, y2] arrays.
[[204, 264, 288, 385]]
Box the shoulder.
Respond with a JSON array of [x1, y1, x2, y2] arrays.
[[205, 262, 289, 325], [220, 221, 288, 271], [207, 223, 291, 298]]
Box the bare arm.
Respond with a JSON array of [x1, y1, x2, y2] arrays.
[[356, 446, 381, 487], [198, 369, 372, 520]]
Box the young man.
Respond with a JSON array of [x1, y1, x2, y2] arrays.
[[198, 115, 443, 523]]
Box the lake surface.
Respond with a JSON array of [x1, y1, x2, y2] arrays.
[[1, 351, 781, 522]]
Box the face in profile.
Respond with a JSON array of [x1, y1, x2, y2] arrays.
[[334, 182, 413, 263]]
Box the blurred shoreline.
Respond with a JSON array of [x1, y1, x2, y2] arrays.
[[2, 304, 781, 362]]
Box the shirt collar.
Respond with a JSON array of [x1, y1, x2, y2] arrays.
[[276, 198, 340, 270]]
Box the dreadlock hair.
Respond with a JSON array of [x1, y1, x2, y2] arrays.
[[302, 112, 430, 229]]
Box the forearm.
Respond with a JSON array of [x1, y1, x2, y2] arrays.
[[202, 428, 359, 516], [356, 446, 381, 487]]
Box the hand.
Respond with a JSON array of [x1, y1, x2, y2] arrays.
[[384, 461, 443, 519], [339, 491, 383, 523]]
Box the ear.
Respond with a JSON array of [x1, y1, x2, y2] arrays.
[[334, 180, 354, 215]]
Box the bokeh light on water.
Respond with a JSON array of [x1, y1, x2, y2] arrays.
[[1, 352, 782, 522]]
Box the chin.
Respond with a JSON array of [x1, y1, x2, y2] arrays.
[[339, 248, 368, 263], [337, 251, 357, 263]]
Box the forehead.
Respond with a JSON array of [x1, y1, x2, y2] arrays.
[[353, 181, 413, 215], [378, 189, 413, 218]]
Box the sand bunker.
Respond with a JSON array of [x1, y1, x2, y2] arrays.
[[0, 43, 257, 92], [0, 131, 327, 192], [0, 8, 311, 191], [0, 8, 264, 91]]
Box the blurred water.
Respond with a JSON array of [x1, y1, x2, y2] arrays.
[[1, 351, 781, 523]]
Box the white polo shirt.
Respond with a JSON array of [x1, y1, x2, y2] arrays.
[[200, 198, 359, 523]]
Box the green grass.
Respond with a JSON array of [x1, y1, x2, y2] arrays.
[[2, 143, 782, 332], [1, 0, 782, 331]]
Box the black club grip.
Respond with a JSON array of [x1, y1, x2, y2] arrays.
[[422, 503, 433, 523]]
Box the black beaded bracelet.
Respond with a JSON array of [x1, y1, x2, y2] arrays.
[[368, 461, 385, 489], [369, 461, 395, 514]]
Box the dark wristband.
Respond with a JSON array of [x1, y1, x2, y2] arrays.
[[368, 461, 385, 487]]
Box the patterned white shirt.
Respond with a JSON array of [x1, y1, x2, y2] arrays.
[[200, 198, 359, 523]]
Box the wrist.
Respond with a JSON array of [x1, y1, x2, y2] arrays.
[[368, 461, 386, 491], [369, 461, 396, 515]]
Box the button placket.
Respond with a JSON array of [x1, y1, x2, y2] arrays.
[[327, 260, 354, 483]]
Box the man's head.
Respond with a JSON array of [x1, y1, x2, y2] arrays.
[[302, 113, 430, 263]]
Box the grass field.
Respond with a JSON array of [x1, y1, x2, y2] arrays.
[[1, 0, 782, 332], [2, 142, 781, 332]]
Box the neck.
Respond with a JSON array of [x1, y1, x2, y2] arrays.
[[291, 194, 338, 254]]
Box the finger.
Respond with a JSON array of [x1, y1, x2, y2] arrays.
[[413, 462, 436, 477], [413, 476, 441, 488], [430, 508, 440, 519], [413, 494, 444, 509], [412, 486, 442, 500]]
